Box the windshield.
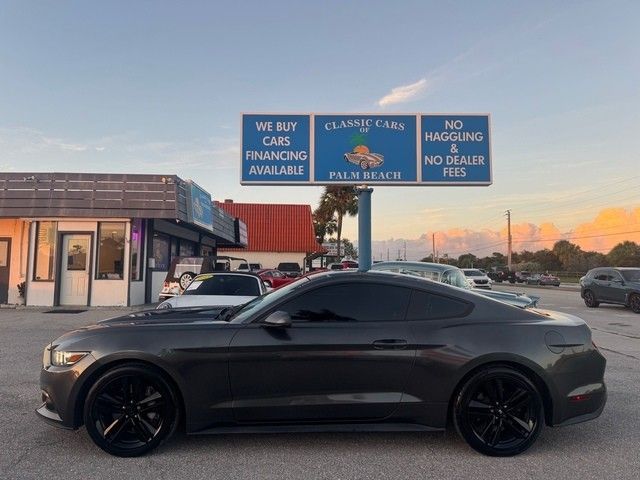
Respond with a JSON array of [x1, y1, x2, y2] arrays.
[[621, 269, 640, 282], [442, 269, 470, 288], [229, 276, 311, 323], [463, 270, 484, 277], [183, 275, 260, 296]]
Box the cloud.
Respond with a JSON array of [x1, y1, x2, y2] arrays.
[[370, 207, 640, 260], [377, 78, 428, 107]]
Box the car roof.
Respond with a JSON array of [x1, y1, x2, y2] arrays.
[[194, 272, 262, 280], [370, 261, 458, 273]]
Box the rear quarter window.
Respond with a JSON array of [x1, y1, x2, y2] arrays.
[[407, 289, 471, 320]]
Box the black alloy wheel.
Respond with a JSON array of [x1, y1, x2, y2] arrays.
[[630, 294, 640, 314], [454, 367, 544, 456], [583, 290, 600, 308], [84, 364, 179, 457]]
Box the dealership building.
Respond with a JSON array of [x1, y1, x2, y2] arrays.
[[216, 200, 324, 270], [0, 172, 246, 307]]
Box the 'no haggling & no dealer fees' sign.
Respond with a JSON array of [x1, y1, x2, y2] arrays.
[[241, 113, 491, 186]]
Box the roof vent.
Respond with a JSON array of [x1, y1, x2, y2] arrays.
[[224, 199, 233, 203]]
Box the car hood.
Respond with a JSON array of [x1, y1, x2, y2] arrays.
[[163, 295, 255, 308]]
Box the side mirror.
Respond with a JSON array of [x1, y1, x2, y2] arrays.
[[263, 281, 272, 289], [262, 311, 291, 328]]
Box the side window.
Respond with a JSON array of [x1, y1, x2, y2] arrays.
[[610, 271, 623, 282], [594, 272, 608, 281], [278, 283, 411, 322], [406, 290, 471, 320]]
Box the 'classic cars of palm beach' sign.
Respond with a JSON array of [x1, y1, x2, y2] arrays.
[[241, 113, 491, 186]]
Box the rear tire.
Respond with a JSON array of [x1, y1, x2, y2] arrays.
[[83, 364, 180, 457], [453, 367, 544, 457], [630, 294, 640, 314], [583, 290, 599, 308], [178, 272, 195, 290]]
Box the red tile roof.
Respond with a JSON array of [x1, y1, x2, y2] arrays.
[[216, 201, 323, 253]]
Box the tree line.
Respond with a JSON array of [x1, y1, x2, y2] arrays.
[[423, 240, 640, 272]]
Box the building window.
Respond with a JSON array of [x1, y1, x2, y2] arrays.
[[33, 221, 57, 281], [130, 219, 145, 281], [152, 233, 170, 271], [179, 239, 196, 257], [97, 222, 126, 280]]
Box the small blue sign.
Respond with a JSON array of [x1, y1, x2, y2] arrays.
[[187, 181, 214, 231], [314, 115, 417, 184], [241, 114, 310, 183], [420, 115, 491, 185]]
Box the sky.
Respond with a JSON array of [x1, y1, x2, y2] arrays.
[[1, 0, 638, 259]]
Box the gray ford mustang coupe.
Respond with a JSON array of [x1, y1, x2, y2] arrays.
[[37, 271, 606, 457]]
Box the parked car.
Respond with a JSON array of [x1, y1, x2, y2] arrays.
[[158, 256, 248, 301], [488, 268, 516, 284], [327, 260, 359, 270], [580, 267, 640, 313], [371, 261, 538, 309], [38, 271, 606, 457], [236, 262, 263, 273], [516, 271, 532, 283], [527, 273, 561, 287], [257, 269, 297, 288], [277, 262, 302, 278], [462, 269, 493, 289], [157, 272, 267, 309]]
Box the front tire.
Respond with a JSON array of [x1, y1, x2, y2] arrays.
[[453, 367, 544, 456], [583, 290, 600, 308], [83, 364, 180, 457]]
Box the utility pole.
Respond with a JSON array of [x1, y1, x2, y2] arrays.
[[403, 241, 407, 261], [432, 233, 436, 262], [505, 209, 512, 271]]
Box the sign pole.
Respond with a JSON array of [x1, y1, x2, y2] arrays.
[[357, 186, 373, 271]]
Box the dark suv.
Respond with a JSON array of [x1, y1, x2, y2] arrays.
[[580, 267, 640, 313], [277, 262, 302, 278]]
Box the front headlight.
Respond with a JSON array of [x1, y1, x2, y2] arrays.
[[51, 350, 89, 367]]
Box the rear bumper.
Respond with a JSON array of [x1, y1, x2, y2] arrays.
[[552, 385, 607, 427]]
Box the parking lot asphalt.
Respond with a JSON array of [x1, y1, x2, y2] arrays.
[[1, 295, 638, 480]]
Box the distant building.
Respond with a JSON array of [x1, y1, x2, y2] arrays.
[[0, 173, 246, 306], [216, 200, 324, 270]]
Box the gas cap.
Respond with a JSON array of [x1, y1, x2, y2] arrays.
[[545, 331, 566, 354]]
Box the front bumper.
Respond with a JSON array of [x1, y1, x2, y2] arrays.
[[37, 354, 97, 430]]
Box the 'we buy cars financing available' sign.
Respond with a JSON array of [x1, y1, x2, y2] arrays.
[[241, 114, 492, 185]]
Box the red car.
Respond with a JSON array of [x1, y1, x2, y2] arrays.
[[257, 269, 297, 288]]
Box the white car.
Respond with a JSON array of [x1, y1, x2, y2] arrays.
[[157, 272, 268, 309], [461, 268, 493, 289]]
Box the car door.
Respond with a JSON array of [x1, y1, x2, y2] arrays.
[[594, 270, 617, 302], [228, 281, 416, 423], [608, 270, 628, 304]]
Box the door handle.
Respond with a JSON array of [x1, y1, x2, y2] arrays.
[[372, 339, 408, 350]]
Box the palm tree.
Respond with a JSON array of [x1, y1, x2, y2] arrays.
[[317, 186, 358, 258]]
